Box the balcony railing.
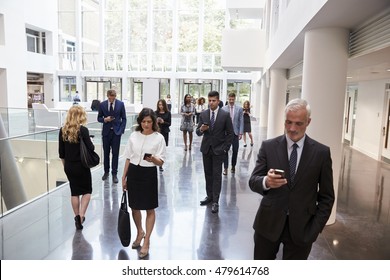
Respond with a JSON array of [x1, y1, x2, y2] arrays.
[[0, 107, 137, 216]]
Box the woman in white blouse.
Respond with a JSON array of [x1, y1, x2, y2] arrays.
[[122, 108, 166, 259]]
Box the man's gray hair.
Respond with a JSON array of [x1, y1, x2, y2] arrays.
[[285, 98, 311, 118]]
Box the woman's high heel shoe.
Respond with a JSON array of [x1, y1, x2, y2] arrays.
[[139, 245, 149, 259], [74, 215, 83, 230], [132, 231, 145, 249]]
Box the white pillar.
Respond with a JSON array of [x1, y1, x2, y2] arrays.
[[260, 76, 269, 128], [267, 68, 287, 139], [251, 80, 261, 119], [301, 27, 349, 225]]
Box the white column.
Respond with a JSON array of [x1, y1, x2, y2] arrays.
[[301, 27, 349, 225], [267, 68, 287, 139], [75, 0, 83, 93], [260, 76, 269, 128], [251, 80, 261, 119]]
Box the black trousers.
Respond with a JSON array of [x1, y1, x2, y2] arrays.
[[254, 217, 313, 260], [224, 134, 239, 169], [102, 130, 121, 175], [202, 151, 224, 203]]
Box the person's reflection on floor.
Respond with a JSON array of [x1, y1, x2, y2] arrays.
[[99, 184, 120, 259], [118, 249, 130, 260], [156, 174, 169, 237], [72, 231, 93, 260], [177, 152, 193, 207], [220, 176, 239, 249], [197, 210, 223, 260]]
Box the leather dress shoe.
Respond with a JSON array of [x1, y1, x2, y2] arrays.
[[112, 174, 119, 184], [223, 169, 227, 175], [231, 167, 235, 173], [102, 173, 109, 180], [200, 197, 212, 206], [211, 203, 219, 213]]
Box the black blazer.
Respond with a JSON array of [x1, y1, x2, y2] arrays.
[[249, 135, 335, 246], [155, 110, 171, 133], [196, 109, 233, 155], [59, 126, 95, 162]]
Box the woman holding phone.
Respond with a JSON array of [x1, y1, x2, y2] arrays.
[[121, 108, 166, 259]]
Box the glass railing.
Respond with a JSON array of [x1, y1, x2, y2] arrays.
[[0, 107, 137, 216]]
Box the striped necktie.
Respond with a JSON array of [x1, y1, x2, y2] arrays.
[[289, 143, 298, 183], [210, 111, 215, 129]]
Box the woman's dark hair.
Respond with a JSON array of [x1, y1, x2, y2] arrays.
[[156, 99, 169, 112], [183, 93, 192, 105], [136, 108, 159, 132]]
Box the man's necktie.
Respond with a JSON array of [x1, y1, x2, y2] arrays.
[[210, 111, 215, 129], [230, 106, 234, 120], [289, 143, 298, 183], [110, 102, 114, 115]]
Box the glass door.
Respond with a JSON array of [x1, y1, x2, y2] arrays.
[[381, 85, 390, 161], [85, 81, 112, 102], [344, 86, 357, 145]]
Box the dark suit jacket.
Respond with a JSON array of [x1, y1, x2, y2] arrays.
[[196, 109, 233, 155], [249, 135, 335, 246], [97, 99, 127, 136]]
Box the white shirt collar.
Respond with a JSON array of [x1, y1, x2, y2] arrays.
[[286, 134, 305, 149]]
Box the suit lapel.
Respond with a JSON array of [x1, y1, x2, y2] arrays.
[[293, 136, 315, 187], [276, 136, 290, 176]]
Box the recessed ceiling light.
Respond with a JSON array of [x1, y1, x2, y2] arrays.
[[347, 76, 352, 79], [386, 68, 390, 72]]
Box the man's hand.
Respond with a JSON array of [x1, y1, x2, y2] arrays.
[[265, 169, 288, 189]]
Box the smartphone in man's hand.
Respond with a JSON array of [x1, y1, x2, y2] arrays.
[[274, 169, 285, 178]]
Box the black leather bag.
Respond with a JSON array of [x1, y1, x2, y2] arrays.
[[79, 134, 100, 168], [118, 191, 131, 247]]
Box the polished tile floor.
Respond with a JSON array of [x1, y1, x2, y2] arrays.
[[0, 116, 389, 260]]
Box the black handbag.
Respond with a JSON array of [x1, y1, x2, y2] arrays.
[[79, 133, 100, 168], [118, 191, 131, 247]]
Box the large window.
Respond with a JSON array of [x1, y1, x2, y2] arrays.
[[152, 0, 173, 71], [58, 0, 230, 74], [105, 0, 124, 71], [59, 76, 77, 102], [82, 0, 100, 70], [227, 80, 251, 106], [26, 28, 46, 54]]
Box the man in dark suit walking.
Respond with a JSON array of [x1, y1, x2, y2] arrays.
[[249, 98, 334, 259], [196, 91, 233, 213], [98, 89, 127, 184]]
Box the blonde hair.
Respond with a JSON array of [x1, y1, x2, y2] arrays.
[[61, 105, 87, 143]]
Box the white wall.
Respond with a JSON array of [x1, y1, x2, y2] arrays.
[[0, 0, 58, 108], [353, 79, 390, 159], [265, 0, 327, 69], [141, 78, 159, 111], [221, 29, 265, 71]]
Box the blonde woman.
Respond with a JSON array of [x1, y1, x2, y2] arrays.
[[59, 105, 95, 230], [242, 100, 254, 147]]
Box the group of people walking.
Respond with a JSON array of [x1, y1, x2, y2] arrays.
[[59, 89, 334, 260]]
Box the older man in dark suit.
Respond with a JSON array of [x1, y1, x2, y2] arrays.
[[98, 89, 127, 184], [196, 91, 233, 213], [249, 98, 334, 259]]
